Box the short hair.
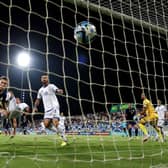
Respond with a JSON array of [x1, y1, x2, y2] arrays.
[[157, 99, 162, 104], [8, 89, 13, 93], [41, 74, 48, 77], [141, 93, 146, 97], [0, 76, 8, 81]]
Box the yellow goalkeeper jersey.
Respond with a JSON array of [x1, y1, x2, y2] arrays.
[[143, 98, 157, 118]]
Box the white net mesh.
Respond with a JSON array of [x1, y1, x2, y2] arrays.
[[0, 0, 168, 167]]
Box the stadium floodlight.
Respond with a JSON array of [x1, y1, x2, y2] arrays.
[[17, 51, 30, 102], [17, 51, 30, 68]]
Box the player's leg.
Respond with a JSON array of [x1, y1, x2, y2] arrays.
[[52, 107, 62, 131], [165, 111, 168, 125], [151, 119, 163, 142], [8, 118, 17, 138], [43, 118, 53, 130], [39, 120, 47, 134], [158, 120, 165, 140], [52, 118, 59, 128], [0, 109, 9, 118], [134, 124, 139, 137], [43, 110, 57, 132], [52, 118, 67, 145], [5, 119, 11, 136], [123, 127, 128, 136], [122, 121, 128, 137], [8, 110, 20, 138], [52, 108, 67, 146], [127, 123, 132, 138], [12, 118, 17, 136], [58, 124, 67, 142], [160, 127, 164, 140], [138, 117, 150, 142]]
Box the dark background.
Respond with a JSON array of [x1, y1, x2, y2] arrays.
[[0, 0, 168, 117]]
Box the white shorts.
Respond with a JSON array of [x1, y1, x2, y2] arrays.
[[8, 110, 21, 120], [157, 119, 164, 128], [44, 107, 60, 119]]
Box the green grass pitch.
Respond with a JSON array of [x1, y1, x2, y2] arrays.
[[0, 135, 167, 168]]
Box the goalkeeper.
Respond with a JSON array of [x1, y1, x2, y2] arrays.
[[138, 93, 163, 142]]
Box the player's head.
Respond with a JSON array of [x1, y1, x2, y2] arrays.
[[8, 90, 14, 97], [0, 76, 8, 91], [16, 98, 21, 104], [128, 103, 132, 108], [141, 93, 146, 100], [60, 112, 64, 116], [157, 99, 162, 106], [41, 74, 49, 86]]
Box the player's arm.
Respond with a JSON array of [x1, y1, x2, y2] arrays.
[[2, 100, 7, 110], [140, 105, 147, 117], [141, 106, 146, 114], [0, 92, 8, 110], [0, 92, 12, 117], [24, 106, 30, 115], [33, 89, 42, 113], [26, 106, 30, 112], [56, 89, 63, 94], [0, 98, 7, 115], [51, 84, 63, 94], [33, 98, 40, 113]]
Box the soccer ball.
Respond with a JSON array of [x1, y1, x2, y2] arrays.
[[74, 21, 97, 44]]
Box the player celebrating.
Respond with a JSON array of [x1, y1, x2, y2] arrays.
[[33, 74, 67, 146], [138, 93, 163, 142], [155, 99, 167, 141]]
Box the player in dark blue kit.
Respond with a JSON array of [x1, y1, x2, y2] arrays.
[[125, 103, 139, 139], [0, 76, 8, 115]]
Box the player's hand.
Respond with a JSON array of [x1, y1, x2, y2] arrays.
[[56, 89, 63, 94], [32, 107, 38, 115], [140, 111, 145, 116]]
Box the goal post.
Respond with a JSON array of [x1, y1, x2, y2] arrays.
[[64, 0, 168, 35]]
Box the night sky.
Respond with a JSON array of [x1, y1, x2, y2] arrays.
[[0, 0, 168, 117]]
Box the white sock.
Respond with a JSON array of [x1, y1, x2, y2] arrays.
[[57, 125, 67, 142], [48, 124, 57, 132]]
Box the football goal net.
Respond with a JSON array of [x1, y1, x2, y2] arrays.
[[0, 0, 168, 168]]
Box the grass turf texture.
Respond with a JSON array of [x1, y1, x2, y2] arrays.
[[0, 135, 167, 168]]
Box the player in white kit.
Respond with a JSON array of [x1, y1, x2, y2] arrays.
[[33, 75, 67, 146], [16, 98, 30, 134], [6, 90, 21, 137], [155, 99, 167, 140], [16, 98, 30, 114]]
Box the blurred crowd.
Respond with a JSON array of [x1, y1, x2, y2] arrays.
[[1, 109, 168, 135]]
